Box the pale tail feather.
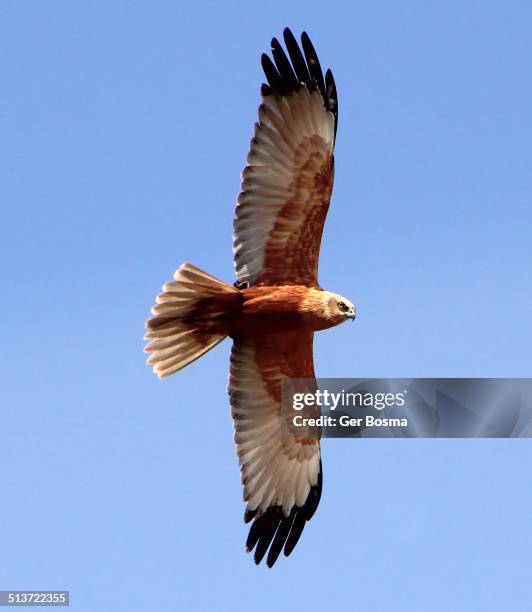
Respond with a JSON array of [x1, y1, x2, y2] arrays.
[[144, 263, 238, 378]]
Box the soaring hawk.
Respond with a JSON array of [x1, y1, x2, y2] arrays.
[[145, 28, 356, 567]]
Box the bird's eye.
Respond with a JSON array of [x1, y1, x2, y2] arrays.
[[337, 301, 348, 312]]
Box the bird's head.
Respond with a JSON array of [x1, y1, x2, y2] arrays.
[[322, 291, 357, 326], [298, 288, 357, 330]]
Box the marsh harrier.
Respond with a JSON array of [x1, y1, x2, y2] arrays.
[[145, 28, 356, 567]]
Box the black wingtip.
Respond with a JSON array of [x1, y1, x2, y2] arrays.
[[283, 512, 306, 557], [300, 31, 326, 99], [260, 29, 338, 135], [244, 507, 258, 523], [244, 460, 323, 567], [266, 508, 296, 567]]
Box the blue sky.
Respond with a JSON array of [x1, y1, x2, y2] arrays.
[[1, 1, 531, 610]]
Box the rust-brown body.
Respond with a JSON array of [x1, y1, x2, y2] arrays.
[[239, 285, 335, 333], [196, 285, 343, 339]]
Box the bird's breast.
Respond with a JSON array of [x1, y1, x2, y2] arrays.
[[229, 285, 333, 335]]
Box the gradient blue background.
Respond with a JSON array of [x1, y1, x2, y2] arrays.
[[1, 1, 531, 610]]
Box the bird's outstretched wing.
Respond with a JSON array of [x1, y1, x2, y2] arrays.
[[233, 28, 338, 288], [229, 330, 322, 567]]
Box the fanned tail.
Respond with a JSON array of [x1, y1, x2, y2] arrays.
[[144, 263, 239, 378]]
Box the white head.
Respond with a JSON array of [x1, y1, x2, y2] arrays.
[[327, 292, 357, 323], [304, 290, 357, 329], [300, 288, 357, 330]]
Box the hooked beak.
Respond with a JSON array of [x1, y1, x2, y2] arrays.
[[348, 312, 357, 321]]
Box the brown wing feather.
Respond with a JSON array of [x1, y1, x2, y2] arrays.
[[229, 330, 322, 567], [233, 29, 338, 288]]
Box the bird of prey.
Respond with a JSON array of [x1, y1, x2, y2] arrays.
[[144, 28, 356, 567]]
